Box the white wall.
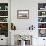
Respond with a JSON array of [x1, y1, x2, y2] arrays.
[[11, 0, 46, 46], [11, 0, 38, 30], [11, 0, 46, 30]]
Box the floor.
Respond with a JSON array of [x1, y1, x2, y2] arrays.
[[0, 45, 8, 46]]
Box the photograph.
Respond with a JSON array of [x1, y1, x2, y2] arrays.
[[17, 10, 29, 19]]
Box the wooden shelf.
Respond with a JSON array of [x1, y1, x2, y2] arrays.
[[38, 16, 46, 17], [0, 16, 8, 17], [38, 28, 46, 29], [38, 22, 46, 23], [0, 10, 8, 11], [38, 10, 46, 11], [0, 22, 8, 23]]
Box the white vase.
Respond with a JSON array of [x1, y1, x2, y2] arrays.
[[21, 40, 25, 46]]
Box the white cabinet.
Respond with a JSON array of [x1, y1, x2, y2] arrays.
[[38, 37, 46, 46], [0, 35, 8, 45]]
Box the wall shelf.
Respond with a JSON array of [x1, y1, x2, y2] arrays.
[[38, 22, 46, 23], [38, 28, 46, 29], [38, 10, 46, 11], [0, 16, 8, 17], [0, 10, 8, 11], [0, 3, 8, 37], [38, 3, 46, 37], [0, 22, 8, 23], [38, 16, 46, 17]]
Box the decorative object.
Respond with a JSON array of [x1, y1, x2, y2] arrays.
[[21, 40, 25, 46], [17, 10, 29, 19], [42, 12, 45, 15], [29, 25, 35, 30], [0, 17, 8, 22], [38, 23, 46, 28], [39, 29, 46, 37], [0, 11, 8, 16], [38, 3, 46, 10], [0, 23, 8, 37], [11, 23, 16, 30], [5, 6, 8, 10], [15, 35, 32, 46], [38, 17, 46, 22]]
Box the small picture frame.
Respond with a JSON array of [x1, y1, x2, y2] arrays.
[[17, 10, 29, 19]]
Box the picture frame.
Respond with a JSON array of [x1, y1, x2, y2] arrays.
[[17, 10, 29, 19]]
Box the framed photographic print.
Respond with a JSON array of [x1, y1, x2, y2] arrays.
[[17, 10, 29, 19]]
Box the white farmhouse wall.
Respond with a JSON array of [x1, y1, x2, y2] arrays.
[[11, 0, 46, 46]]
